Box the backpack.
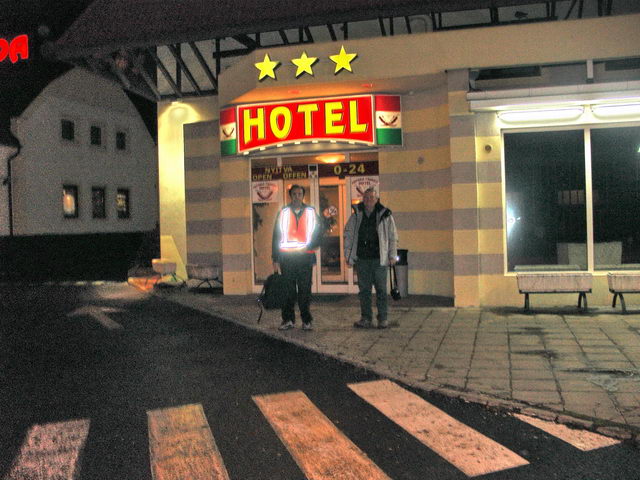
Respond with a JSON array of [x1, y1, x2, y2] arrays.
[[257, 273, 293, 323]]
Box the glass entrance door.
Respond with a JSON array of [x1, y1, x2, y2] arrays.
[[317, 178, 349, 290], [251, 152, 378, 294]]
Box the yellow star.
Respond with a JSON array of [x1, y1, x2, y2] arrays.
[[291, 51, 318, 77], [329, 45, 357, 74], [255, 53, 280, 80]]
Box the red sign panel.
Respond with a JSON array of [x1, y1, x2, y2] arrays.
[[237, 95, 374, 153], [0, 35, 29, 63]]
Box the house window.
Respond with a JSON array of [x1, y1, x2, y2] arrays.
[[90, 125, 102, 146], [92, 187, 106, 219], [61, 119, 75, 141], [116, 188, 130, 219], [62, 185, 78, 218], [116, 131, 127, 150], [504, 125, 640, 272]]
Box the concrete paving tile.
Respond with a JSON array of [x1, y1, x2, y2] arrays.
[[425, 372, 467, 386], [562, 391, 613, 407], [581, 346, 621, 354], [471, 354, 510, 363], [585, 354, 630, 363], [610, 380, 640, 393], [510, 357, 552, 369], [432, 363, 472, 373], [512, 379, 558, 391], [544, 339, 580, 346], [512, 390, 562, 405], [611, 392, 640, 407], [474, 346, 510, 354], [434, 377, 467, 389], [466, 377, 511, 393], [510, 337, 545, 346], [470, 360, 510, 370], [475, 342, 510, 349], [510, 369, 555, 380], [589, 361, 636, 371], [551, 362, 590, 371], [467, 368, 510, 379], [557, 379, 601, 392], [579, 340, 618, 347]]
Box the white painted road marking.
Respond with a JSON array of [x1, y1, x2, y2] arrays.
[[67, 305, 123, 330], [148, 403, 230, 480], [349, 379, 529, 477], [513, 413, 621, 451], [254, 390, 391, 480], [3, 419, 90, 480]]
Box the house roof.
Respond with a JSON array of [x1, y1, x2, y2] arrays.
[[51, 0, 546, 59]]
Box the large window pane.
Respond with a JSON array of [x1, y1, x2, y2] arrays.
[[504, 130, 586, 271], [592, 126, 640, 269]]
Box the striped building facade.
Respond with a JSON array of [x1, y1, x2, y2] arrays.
[[158, 14, 640, 306]]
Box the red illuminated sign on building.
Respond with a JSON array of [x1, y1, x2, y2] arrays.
[[237, 95, 374, 153], [220, 94, 402, 156], [0, 35, 29, 63]]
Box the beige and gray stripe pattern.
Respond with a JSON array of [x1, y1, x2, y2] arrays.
[[184, 121, 222, 268], [448, 69, 504, 305], [381, 85, 453, 297]]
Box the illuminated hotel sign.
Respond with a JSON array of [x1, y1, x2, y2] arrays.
[[220, 94, 401, 156], [0, 35, 29, 63]]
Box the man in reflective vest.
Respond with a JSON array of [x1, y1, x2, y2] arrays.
[[272, 184, 323, 331]]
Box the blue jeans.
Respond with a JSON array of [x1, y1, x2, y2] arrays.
[[355, 258, 388, 323]]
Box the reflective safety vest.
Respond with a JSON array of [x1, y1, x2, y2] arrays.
[[278, 206, 317, 253]]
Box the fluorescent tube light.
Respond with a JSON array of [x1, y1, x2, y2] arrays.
[[498, 107, 584, 123], [592, 103, 640, 118]]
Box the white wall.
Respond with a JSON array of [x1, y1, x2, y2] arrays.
[[0, 144, 16, 236], [11, 68, 157, 235]]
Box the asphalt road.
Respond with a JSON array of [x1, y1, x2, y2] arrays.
[[0, 283, 638, 479]]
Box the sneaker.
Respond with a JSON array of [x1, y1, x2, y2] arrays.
[[302, 322, 313, 331], [353, 319, 373, 329], [378, 321, 389, 329], [278, 321, 294, 330]]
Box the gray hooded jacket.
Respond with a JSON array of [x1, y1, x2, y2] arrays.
[[343, 201, 398, 267]]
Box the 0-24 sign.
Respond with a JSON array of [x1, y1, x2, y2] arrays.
[[318, 161, 378, 178]]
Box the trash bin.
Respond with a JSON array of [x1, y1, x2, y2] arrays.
[[394, 249, 409, 298]]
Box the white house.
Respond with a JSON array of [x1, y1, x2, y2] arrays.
[[6, 67, 157, 236]]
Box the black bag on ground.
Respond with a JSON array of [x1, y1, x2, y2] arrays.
[[257, 273, 293, 322]]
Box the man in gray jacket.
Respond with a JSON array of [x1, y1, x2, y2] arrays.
[[343, 187, 398, 329]]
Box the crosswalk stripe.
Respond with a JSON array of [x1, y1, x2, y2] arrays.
[[3, 418, 90, 480], [147, 404, 230, 480], [512, 413, 621, 451], [348, 379, 529, 477], [253, 391, 391, 480]]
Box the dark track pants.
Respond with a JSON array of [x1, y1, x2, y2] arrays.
[[280, 255, 313, 324]]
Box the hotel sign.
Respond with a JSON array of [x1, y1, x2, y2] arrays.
[[221, 94, 401, 156]]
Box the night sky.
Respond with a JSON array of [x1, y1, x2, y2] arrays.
[[0, 0, 157, 142]]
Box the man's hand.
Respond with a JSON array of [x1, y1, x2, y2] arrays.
[[389, 257, 398, 266], [273, 262, 280, 273]]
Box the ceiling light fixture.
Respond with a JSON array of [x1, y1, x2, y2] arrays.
[[498, 107, 584, 123], [591, 103, 640, 118]]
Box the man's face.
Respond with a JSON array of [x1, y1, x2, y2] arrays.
[[363, 191, 377, 211], [290, 187, 304, 206]]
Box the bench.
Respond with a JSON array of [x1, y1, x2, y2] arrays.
[[151, 258, 186, 287], [516, 273, 592, 312], [186, 264, 222, 289], [608, 272, 640, 313]]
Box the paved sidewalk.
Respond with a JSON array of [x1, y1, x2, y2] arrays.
[[132, 279, 640, 441]]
